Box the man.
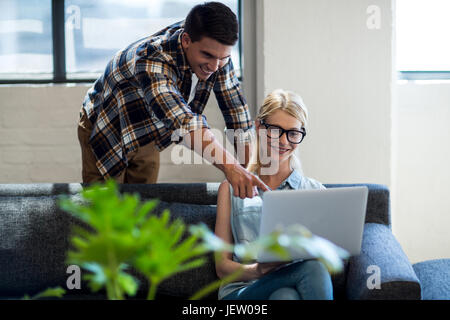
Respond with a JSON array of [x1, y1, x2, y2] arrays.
[[77, 2, 268, 198]]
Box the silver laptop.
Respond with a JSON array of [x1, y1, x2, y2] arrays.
[[257, 186, 368, 262]]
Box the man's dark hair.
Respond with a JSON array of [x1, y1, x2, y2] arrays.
[[184, 2, 238, 46]]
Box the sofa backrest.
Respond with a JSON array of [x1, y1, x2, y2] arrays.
[[0, 183, 390, 299]]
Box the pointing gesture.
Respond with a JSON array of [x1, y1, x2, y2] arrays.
[[223, 163, 271, 199]]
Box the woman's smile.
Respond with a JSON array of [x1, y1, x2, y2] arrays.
[[270, 144, 291, 155]]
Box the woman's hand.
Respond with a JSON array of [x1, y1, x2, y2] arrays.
[[255, 262, 286, 277]]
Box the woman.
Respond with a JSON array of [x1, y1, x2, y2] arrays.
[[215, 89, 333, 300]]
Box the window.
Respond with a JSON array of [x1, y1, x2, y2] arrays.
[[0, 0, 53, 80], [0, 0, 241, 83], [396, 0, 450, 80]]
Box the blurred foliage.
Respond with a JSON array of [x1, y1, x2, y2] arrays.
[[22, 287, 66, 300]]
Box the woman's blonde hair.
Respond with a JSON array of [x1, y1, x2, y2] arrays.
[[247, 89, 309, 175]]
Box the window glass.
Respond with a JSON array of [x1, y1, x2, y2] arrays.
[[396, 0, 450, 72], [0, 0, 53, 80], [64, 0, 240, 79]]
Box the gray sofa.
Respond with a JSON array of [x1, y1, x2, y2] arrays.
[[0, 183, 421, 300]]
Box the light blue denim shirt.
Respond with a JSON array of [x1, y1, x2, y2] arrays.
[[218, 169, 326, 299]]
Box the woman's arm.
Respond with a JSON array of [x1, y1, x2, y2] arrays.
[[214, 180, 281, 281]]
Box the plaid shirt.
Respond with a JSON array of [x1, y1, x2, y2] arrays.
[[81, 21, 253, 179]]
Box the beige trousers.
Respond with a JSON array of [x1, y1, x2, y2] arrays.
[[77, 109, 160, 184]]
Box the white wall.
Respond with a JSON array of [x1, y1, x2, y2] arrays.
[[257, 0, 393, 185], [0, 85, 85, 182], [393, 82, 450, 263]]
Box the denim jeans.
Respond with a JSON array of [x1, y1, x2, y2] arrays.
[[221, 260, 333, 300]]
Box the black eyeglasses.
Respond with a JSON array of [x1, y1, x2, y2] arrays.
[[259, 120, 307, 144]]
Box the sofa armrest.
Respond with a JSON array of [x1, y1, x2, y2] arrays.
[[346, 223, 421, 299]]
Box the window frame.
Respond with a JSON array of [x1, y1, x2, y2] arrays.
[[0, 0, 243, 84], [398, 71, 450, 81]]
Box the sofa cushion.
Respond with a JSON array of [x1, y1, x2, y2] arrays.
[[0, 194, 76, 297], [346, 223, 421, 299], [0, 183, 220, 206], [413, 259, 450, 300]]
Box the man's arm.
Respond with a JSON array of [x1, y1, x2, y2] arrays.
[[215, 180, 280, 281], [136, 62, 266, 197], [181, 128, 269, 199], [233, 138, 251, 168], [213, 59, 254, 167]]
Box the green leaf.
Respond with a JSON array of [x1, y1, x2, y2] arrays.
[[160, 209, 170, 226], [189, 268, 244, 300], [136, 199, 159, 224], [70, 225, 95, 240], [167, 220, 185, 248], [82, 263, 107, 292], [117, 272, 139, 297], [28, 287, 66, 300], [189, 224, 233, 253], [175, 257, 206, 274], [172, 234, 201, 259], [245, 224, 350, 274]]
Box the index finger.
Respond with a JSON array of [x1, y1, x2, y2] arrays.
[[252, 174, 271, 192]]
